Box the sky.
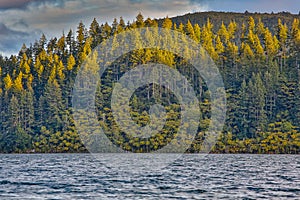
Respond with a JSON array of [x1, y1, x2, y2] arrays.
[[0, 0, 299, 56]]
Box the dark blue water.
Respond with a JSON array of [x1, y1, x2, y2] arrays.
[[0, 154, 299, 199]]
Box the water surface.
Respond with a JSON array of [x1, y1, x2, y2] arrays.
[[0, 154, 299, 199]]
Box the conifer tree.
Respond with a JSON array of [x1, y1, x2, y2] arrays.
[[162, 17, 173, 29]]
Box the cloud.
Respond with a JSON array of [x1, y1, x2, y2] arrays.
[[0, 0, 69, 10], [0, 22, 41, 56], [197, 0, 299, 13], [0, 0, 32, 10]]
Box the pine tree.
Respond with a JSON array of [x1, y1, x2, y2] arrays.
[[264, 28, 279, 60], [218, 22, 229, 43], [89, 18, 101, 48], [39, 34, 47, 51], [193, 24, 201, 43], [185, 20, 196, 41], [66, 29, 75, 54], [77, 21, 86, 52], [67, 54, 76, 71], [277, 19, 288, 69], [215, 35, 224, 61], [3, 74, 13, 91], [102, 22, 112, 39], [162, 16, 173, 29], [227, 21, 237, 40], [238, 79, 250, 137], [22, 90, 34, 134], [20, 53, 31, 74], [136, 12, 144, 28], [242, 43, 254, 60], [43, 79, 63, 131], [256, 18, 265, 37], [253, 33, 265, 59], [201, 19, 216, 58], [248, 16, 255, 33], [13, 72, 23, 92], [57, 34, 66, 56]]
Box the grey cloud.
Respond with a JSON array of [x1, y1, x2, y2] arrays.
[[28, 0, 69, 9], [0, 23, 28, 36], [0, 23, 41, 56], [12, 19, 29, 29], [0, 0, 68, 10], [192, 0, 299, 14], [0, 0, 32, 10]]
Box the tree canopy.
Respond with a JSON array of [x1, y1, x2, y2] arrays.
[[0, 12, 299, 153]]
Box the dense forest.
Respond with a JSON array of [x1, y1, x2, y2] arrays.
[[0, 11, 300, 153], [163, 11, 300, 32]]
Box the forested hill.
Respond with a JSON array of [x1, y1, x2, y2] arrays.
[[0, 11, 300, 153], [162, 11, 300, 33]]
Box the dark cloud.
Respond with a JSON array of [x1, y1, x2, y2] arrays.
[[0, 0, 32, 10], [0, 23, 40, 56], [12, 19, 29, 29], [0, 23, 28, 36], [0, 0, 67, 10]]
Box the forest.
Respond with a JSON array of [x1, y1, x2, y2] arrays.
[[0, 11, 300, 153]]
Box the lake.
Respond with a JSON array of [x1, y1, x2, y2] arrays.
[[0, 154, 299, 199]]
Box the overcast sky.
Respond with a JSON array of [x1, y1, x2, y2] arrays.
[[0, 0, 299, 56]]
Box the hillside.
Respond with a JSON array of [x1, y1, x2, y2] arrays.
[[163, 11, 300, 32], [0, 11, 299, 153]]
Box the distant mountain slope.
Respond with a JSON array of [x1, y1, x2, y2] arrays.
[[159, 11, 300, 32]]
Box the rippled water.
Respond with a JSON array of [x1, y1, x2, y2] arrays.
[[0, 154, 299, 199]]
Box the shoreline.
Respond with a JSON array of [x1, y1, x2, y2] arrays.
[[1, 152, 299, 155]]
